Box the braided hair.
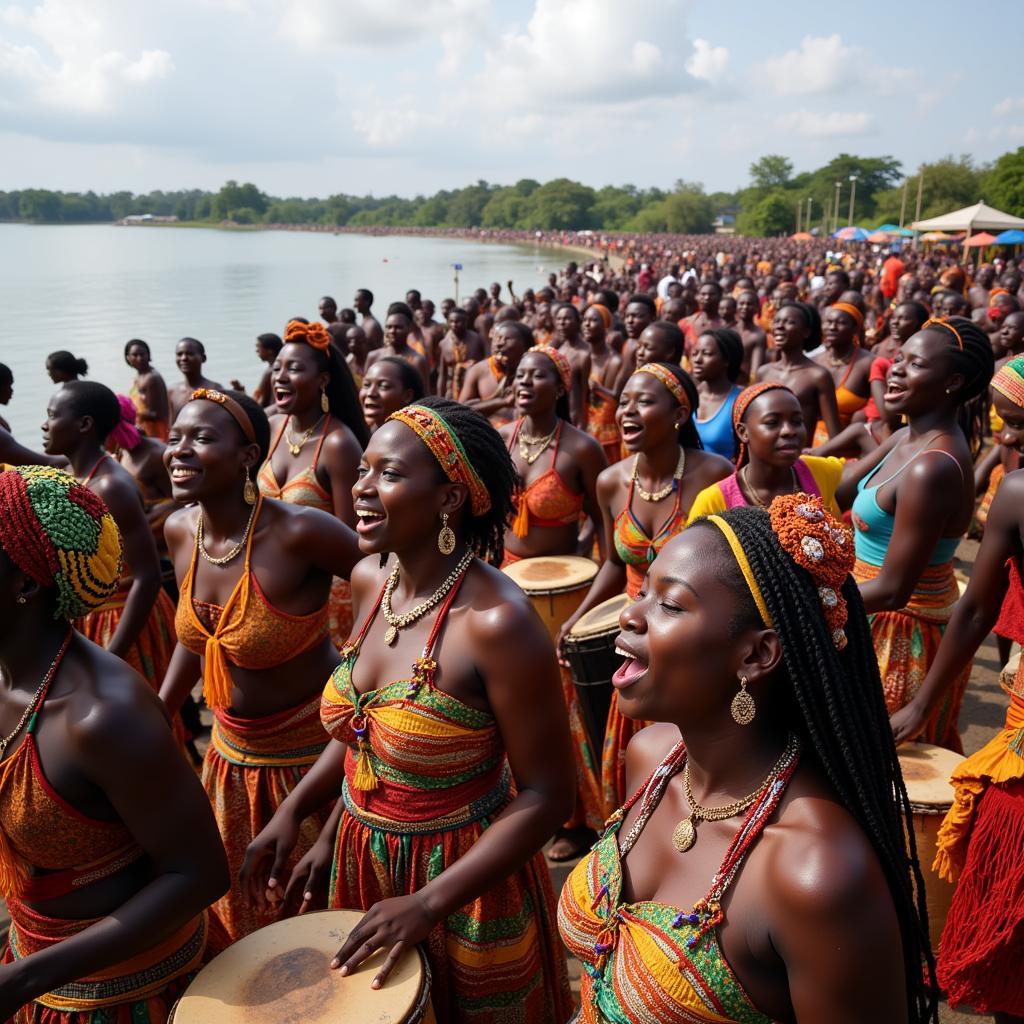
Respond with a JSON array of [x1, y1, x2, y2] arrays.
[[415, 396, 517, 565], [927, 316, 995, 455], [690, 505, 938, 1024]]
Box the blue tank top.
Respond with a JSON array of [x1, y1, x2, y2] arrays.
[[852, 446, 963, 567], [695, 385, 741, 460]]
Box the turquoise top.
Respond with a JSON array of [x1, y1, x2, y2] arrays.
[[852, 446, 962, 567], [695, 385, 741, 460]]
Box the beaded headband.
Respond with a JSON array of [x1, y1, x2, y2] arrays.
[[635, 363, 691, 413], [923, 316, 964, 351], [993, 356, 1024, 409], [189, 388, 257, 444], [388, 405, 492, 516], [731, 382, 794, 467], [284, 319, 331, 351], [529, 345, 573, 394]]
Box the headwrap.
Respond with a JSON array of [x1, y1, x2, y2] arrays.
[[923, 316, 964, 351], [108, 394, 141, 452], [0, 465, 121, 619], [830, 301, 864, 339], [993, 355, 1024, 410], [635, 363, 690, 412], [588, 304, 613, 331], [189, 388, 257, 443], [705, 494, 854, 649], [388, 405, 492, 516], [529, 345, 573, 394], [284, 319, 331, 351], [731, 382, 794, 467]]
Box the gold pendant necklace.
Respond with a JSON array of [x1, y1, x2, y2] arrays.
[[739, 465, 798, 508], [632, 449, 686, 503], [285, 414, 323, 456], [382, 548, 474, 646], [518, 422, 557, 466]]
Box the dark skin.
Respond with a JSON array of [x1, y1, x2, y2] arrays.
[[612, 301, 655, 395], [836, 329, 975, 614], [168, 340, 222, 421], [549, 306, 592, 429], [267, 342, 363, 526], [414, 303, 445, 368], [353, 292, 383, 348], [158, 401, 361, 720], [680, 284, 724, 352], [816, 308, 872, 400], [358, 361, 416, 434], [252, 339, 279, 407], [459, 323, 525, 424], [690, 332, 738, 423], [115, 434, 174, 528], [499, 351, 607, 561], [731, 390, 809, 509], [41, 391, 162, 659], [438, 310, 485, 399], [0, 554, 227, 1020], [757, 306, 840, 444], [581, 306, 622, 406], [557, 371, 732, 648], [612, 530, 906, 1022], [124, 344, 169, 427], [366, 314, 430, 394], [240, 421, 574, 988], [736, 290, 767, 383]]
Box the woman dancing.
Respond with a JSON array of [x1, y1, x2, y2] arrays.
[[159, 387, 361, 941], [244, 399, 575, 1023], [125, 340, 170, 441], [559, 495, 936, 1023], [0, 465, 228, 1023]]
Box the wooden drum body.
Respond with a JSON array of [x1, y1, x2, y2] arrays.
[[502, 555, 597, 643], [170, 910, 430, 1024], [564, 594, 631, 757], [898, 743, 965, 953]]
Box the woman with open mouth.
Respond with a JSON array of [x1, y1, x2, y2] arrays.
[[258, 319, 369, 650], [837, 315, 995, 751], [559, 362, 733, 815], [243, 398, 575, 1023], [358, 355, 424, 434], [159, 386, 361, 943], [558, 496, 936, 1024]]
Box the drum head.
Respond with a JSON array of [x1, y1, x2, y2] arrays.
[[898, 743, 964, 809], [570, 593, 632, 641], [172, 911, 426, 1024], [503, 555, 597, 595]]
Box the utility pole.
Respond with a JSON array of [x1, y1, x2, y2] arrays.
[[913, 169, 924, 250], [848, 175, 858, 227], [796, 201, 802, 234], [899, 179, 908, 230], [807, 196, 813, 234], [833, 181, 842, 234]]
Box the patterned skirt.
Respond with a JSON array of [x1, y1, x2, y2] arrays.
[[559, 665, 604, 832], [202, 695, 331, 942]]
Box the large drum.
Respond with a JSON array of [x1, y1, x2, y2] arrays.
[[564, 593, 632, 757], [170, 910, 431, 1023], [898, 743, 965, 953], [503, 555, 597, 643]]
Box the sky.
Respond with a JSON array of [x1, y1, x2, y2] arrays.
[[0, 0, 1020, 199]]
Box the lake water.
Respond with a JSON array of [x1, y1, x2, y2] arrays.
[[0, 224, 567, 440]]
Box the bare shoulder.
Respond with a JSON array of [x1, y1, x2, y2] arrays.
[[688, 448, 734, 485], [164, 502, 198, 545], [597, 458, 629, 497], [623, 723, 681, 794]]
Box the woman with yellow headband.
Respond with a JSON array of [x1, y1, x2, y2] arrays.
[[159, 387, 361, 943], [811, 302, 873, 446], [837, 315, 995, 751], [892, 355, 1024, 1021], [581, 303, 624, 462], [558, 495, 936, 1024], [560, 362, 732, 814], [243, 398, 574, 1023], [259, 318, 369, 650], [0, 465, 228, 1023]]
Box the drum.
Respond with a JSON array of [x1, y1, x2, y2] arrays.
[[898, 743, 965, 953], [564, 593, 632, 757], [170, 910, 431, 1024], [502, 555, 597, 642]]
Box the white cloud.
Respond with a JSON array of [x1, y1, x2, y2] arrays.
[[686, 38, 728, 83], [774, 110, 876, 138], [994, 97, 1024, 116]]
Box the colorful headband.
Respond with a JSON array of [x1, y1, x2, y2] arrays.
[[635, 363, 691, 413], [284, 319, 331, 351], [923, 316, 964, 351], [831, 301, 864, 334], [189, 388, 257, 444], [529, 345, 573, 394], [108, 394, 141, 452], [589, 303, 613, 331], [993, 356, 1024, 410], [388, 405, 492, 516], [731, 382, 794, 467], [707, 515, 772, 629]]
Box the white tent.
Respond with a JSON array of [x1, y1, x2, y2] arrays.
[[911, 201, 1024, 233]]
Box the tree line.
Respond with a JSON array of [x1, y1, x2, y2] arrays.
[[3, 147, 1022, 237]]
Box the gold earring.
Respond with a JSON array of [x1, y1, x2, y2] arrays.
[[438, 512, 456, 555], [16, 595, 26, 605], [731, 676, 755, 725], [243, 467, 257, 505], [321, 387, 330, 414]]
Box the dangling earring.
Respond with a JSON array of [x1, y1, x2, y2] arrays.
[[243, 467, 257, 505], [16, 595, 26, 605], [321, 386, 330, 414], [731, 676, 756, 725], [438, 512, 456, 555]]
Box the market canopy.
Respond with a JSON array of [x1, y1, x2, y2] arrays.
[[789, 231, 813, 241], [995, 229, 1024, 245], [832, 226, 870, 241], [875, 224, 916, 237], [912, 201, 1024, 233], [965, 232, 998, 247]]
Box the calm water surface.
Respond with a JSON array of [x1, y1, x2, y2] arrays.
[[0, 224, 565, 439]]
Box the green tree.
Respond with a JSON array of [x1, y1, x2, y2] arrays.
[[590, 185, 641, 229], [736, 190, 794, 237], [873, 155, 984, 224], [18, 190, 61, 222], [749, 155, 794, 190], [481, 187, 528, 228], [445, 181, 494, 227], [521, 178, 595, 229], [804, 154, 902, 225], [984, 146, 1024, 218]]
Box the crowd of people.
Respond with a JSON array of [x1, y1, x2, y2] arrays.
[[0, 235, 1022, 1023]]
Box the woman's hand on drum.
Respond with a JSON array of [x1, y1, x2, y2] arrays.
[[281, 825, 335, 915], [239, 812, 300, 911], [556, 612, 580, 658], [331, 893, 438, 989], [889, 700, 928, 745]]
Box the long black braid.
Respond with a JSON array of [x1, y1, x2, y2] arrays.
[[414, 396, 518, 566], [931, 315, 995, 456], [690, 506, 939, 1024]]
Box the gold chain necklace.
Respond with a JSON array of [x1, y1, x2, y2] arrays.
[[632, 449, 685, 503], [197, 500, 259, 566], [673, 733, 800, 853], [382, 548, 474, 646], [0, 629, 72, 758], [518, 423, 557, 465], [285, 414, 324, 456], [739, 465, 797, 508]]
